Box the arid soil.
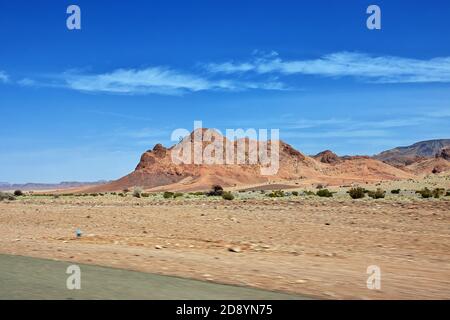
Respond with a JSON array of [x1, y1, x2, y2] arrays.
[[1, 193, 449, 300]]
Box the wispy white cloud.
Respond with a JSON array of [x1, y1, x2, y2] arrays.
[[17, 78, 36, 86], [61, 67, 286, 95], [0, 71, 9, 83], [205, 51, 450, 83]]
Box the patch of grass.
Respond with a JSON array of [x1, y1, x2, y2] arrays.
[[349, 187, 365, 199], [222, 191, 234, 201], [316, 189, 333, 197]]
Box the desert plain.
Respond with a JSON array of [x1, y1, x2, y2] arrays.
[[1, 175, 449, 300]]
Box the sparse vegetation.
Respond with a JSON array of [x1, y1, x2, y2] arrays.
[[132, 187, 143, 198], [141, 193, 150, 198], [163, 191, 174, 199], [391, 189, 401, 194], [304, 190, 316, 196], [222, 191, 234, 201], [174, 192, 184, 198], [0, 192, 15, 201], [14, 190, 23, 196], [268, 190, 285, 198], [349, 187, 365, 199], [416, 188, 433, 198], [316, 189, 333, 197], [207, 185, 224, 196], [189, 192, 205, 196], [432, 188, 445, 199], [446, 190, 450, 197], [368, 188, 386, 199], [292, 191, 299, 196]]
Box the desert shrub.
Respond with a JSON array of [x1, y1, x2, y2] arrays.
[[14, 190, 23, 196], [368, 188, 386, 199], [316, 189, 333, 197], [446, 190, 450, 197], [292, 191, 299, 196], [118, 193, 126, 197], [90, 193, 98, 197], [190, 191, 205, 196], [0, 192, 15, 201], [304, 190, 316, 196], [132, 187, 143, 198], [349, 187, 365, 199], [163, 191, 174, 199], [268, 190, 285, 198], [432, 188, 445, 199], [174, 192, 184, 198], [207, 185, 224, 196], [141, 193, 150, 198], [222, 191, 234, 201], [391, 189, 401, 194], [416, 188, 433, 198]]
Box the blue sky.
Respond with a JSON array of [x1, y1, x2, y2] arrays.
[[1, 0, 450, 183]]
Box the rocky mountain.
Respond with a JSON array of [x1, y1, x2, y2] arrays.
[[374, 139, 450, 166], [86, 129, 415, 192], [313, 150, 341, 164]]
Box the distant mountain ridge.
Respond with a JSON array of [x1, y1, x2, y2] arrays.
[[0, 181, 108, 191], [373, 139, 450, 166]]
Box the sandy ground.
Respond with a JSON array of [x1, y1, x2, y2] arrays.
[[0, 193, 449, 300]]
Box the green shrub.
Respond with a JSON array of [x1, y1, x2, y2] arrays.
[[222, 191, 234, 201], [349, 187, 365, 199], [368, 188, 386, 199], [14, 190, 23, 196], [141, 193, 150, 198], [163, 192, 174, 199], [316, 189, 333, 197], [207, 185, 224, 196], [118, 193, 126, 197], [268, 190, 285, 198], [304, 190, 316, 196], [446, 190, 450, 197], [391, 189, 401, 194], [174, 192, 184, 198], [292, 191, 299, 196]]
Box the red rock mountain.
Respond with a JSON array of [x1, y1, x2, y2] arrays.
[[86, 129, 421, 192]]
